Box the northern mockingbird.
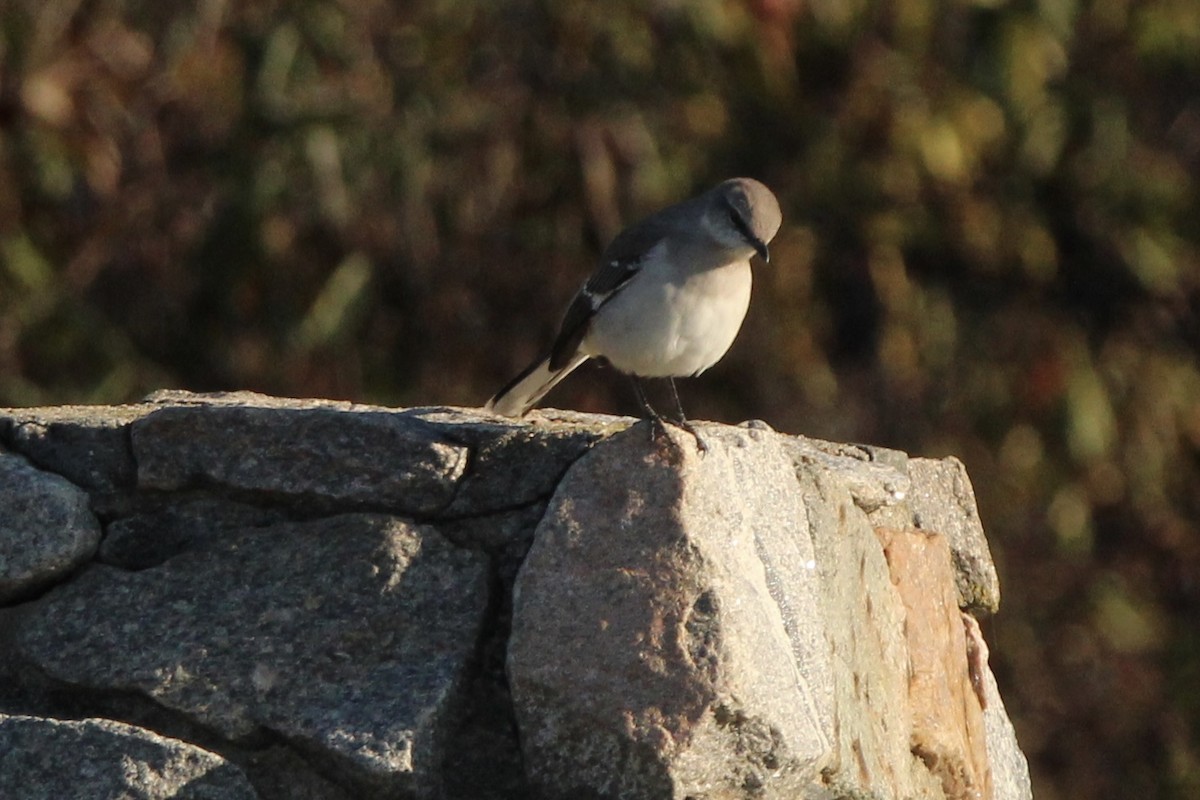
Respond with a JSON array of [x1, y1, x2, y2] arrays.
[[486, 177, 782, 447]]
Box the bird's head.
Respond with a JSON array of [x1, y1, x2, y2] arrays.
[[703, 178, 782, 262]]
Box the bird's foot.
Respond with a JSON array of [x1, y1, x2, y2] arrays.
[[674, 418, 708, 454], [642, 415, 707, 456], [645, 413, 671, 446]]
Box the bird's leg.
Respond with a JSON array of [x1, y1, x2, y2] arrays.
[[666, 378, 707, 453], [631, 377, 670, 443]]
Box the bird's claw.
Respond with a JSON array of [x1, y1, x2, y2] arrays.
[[644, 416, 707, 455], [678, 419, 708, 454]]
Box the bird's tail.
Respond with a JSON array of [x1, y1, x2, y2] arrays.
[[485, 353, 589, 417]]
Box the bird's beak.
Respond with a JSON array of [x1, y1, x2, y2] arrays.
[[753, 238, 770, 263]]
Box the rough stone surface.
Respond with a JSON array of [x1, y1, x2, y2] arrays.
[[510, 419, 1031, 800], [0, 392, 1031, 800], [877, 527, 991, 800], [509, 424, 833, 799], [404, 407, 606, 519], [794, 438, 912, 514], [98, 496, 287, 570], [0, 452, 101, 603], [131, 393, 469, 515], [907, 457, 1002, 614], [0, 713, 257, 800], [966, 615, 1035, 800], [798, 458, 937, 799], [15, 514, 490, 799], [0, 404, 143, 493]]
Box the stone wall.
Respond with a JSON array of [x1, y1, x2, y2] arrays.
[[0, 391, 1031, 800]]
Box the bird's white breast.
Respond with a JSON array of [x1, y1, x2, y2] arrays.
[[581, 255, 752, 378]]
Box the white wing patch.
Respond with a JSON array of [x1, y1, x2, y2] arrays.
[[581, 258, 642, 312]]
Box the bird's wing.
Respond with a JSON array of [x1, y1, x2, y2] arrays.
[[547, 221, 670, 370]]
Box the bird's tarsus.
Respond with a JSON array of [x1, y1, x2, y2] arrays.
[[675, 417, 708, 454], [666, 377, 708, 453], [633, 377, 708, 454]]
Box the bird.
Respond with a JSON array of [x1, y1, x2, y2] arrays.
[[485, 177, 782, 449]]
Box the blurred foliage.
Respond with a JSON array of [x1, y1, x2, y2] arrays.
[[1, 0, 1199, 796]]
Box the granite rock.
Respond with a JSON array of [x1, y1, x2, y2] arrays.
[[907, 457, 1002, 614], [15, 513, 490, 799], [98, 496, 287, 570], [0, 714, 257, 800], [0, 452, 101, 604], [509, 424, 832, 799], [0, 393, 1031, 800], [507, 419, 1030, 800], [131, 394, 469, 515], [0, 405, 142, 493]]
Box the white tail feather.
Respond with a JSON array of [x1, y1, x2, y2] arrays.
[[485, 354, 589, 417]]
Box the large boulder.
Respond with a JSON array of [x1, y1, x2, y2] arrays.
[[509, 425, 832, 798], [508, 422, 1027, 800]]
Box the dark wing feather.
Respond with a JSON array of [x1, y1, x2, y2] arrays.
[[548, 258, 638, 369], [547, 218, 673, 370]]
